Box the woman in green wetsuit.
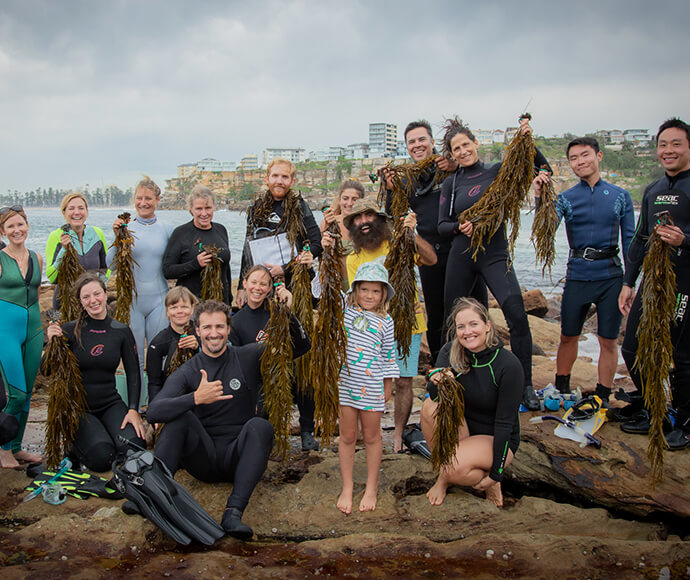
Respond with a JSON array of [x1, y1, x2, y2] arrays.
[[0, 206, 43, 469], [45, 192, 108, 309]]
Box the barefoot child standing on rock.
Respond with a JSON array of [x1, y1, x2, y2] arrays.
[[336, 262, 399, 514]]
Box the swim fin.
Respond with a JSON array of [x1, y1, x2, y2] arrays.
[[402, 424, 432, 460], [26, 468, 122, 500], [112, 439, 224, 546]]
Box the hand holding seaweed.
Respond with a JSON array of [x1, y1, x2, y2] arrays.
[[312, 221, 347, 448], [430, 369, 466, 471], [56, 224, 85, 322], [530, 169, 558, 277], [634, 211, 677, 484], [42, 310, 86, 469], [197, 240, 224, 301], [287, 246, 314, 395], [167, 323, 197, 376], [112, 212, 138, 324], [459, 115, 536, 262]]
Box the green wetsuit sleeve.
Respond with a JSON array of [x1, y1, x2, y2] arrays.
[[44, 229, 63, 283], [93, 227, 111, 280]]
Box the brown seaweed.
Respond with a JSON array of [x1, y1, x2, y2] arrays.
[[430, 370, 466, 471], [287, 248, 314, 395], [198, 240, 224, 302], [459, 121, 536, 262], [260, 297, 294, 459], [376, 155, 449, 211], [167, 323, 196, 376], [530, 170, 559, 277], [56, 225, 85, 322], [384, 222, 417, 359], [111, 212, 138, 324], [634, 216, 677, 484], [42, 311, 86, 469], [312, 222, 348, 448]]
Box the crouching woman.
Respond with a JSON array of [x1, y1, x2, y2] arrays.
[[420, 297, 523, 507]]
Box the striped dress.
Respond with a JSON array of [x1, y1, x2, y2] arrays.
[[338, 306, 399, 412]]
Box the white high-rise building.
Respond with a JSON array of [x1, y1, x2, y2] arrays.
[[369, 123, 398, 157]]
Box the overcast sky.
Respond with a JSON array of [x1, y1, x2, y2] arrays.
[[1, 0, 688, 193]]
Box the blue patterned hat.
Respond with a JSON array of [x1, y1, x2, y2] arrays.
[[348, 261, 395, 298]]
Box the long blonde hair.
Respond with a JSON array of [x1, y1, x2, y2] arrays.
[[446, 297, 499, 373], [347, 280, 390, 317]]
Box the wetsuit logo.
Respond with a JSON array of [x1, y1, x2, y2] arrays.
[[90, 344, 104, 357], [468, 185, 482, 198], [655, 195, 679, 205], [675, 293, 688, 323], [255, 329, 267, 343], [229, 378, 241, 391]]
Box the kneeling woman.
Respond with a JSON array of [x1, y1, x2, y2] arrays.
[[420, 298, 523, 507], [46, 272, 145, 471]]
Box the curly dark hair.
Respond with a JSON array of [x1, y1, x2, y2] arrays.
[[441, 117, 475, 158]]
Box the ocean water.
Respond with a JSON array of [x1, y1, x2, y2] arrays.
[[17, 207, 571, 295]]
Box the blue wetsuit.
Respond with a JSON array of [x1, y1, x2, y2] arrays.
[[106, 215, 172, 382], [0, 250, 43, 453]]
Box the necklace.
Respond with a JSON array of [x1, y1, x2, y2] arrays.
[[4, 247, 28, 270]]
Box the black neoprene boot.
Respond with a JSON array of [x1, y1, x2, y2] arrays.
[[522, 384, 540, 411], [666, 416, 690, 451], [222, 507, 254, 540], [594, 383, 611, 406], [555, 374, 571, 395]]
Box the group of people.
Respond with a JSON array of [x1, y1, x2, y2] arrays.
[[0, 115, 688, 540]]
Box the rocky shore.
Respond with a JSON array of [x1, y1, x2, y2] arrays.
[[1, 286, 687, 578]]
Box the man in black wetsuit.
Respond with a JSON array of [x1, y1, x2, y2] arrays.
[[618, 118, 690, 450], [147, 300, 311, 538], [384, 120, 486, 363]]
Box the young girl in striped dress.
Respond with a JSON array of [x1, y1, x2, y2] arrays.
[[337, 262, 399, 514]]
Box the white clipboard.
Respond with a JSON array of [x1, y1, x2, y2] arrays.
[[247, 230, 293, 267]]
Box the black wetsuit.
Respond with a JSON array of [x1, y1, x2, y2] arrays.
[[146, 325, 199, 404], [427, 341, 523, 482], [162, 221, 233, 304], [385, 161, 487, 360], [239, 194, 322, 290], [147, 324, 310, 511], [622, 168, 690, 421], [438, 152, 550, 386], [62, 315, 143, 471], [229, 303, 315, 432]]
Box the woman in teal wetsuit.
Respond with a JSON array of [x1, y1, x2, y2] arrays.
[[0, 206, 43, 469], [45, 192, 108, 309]]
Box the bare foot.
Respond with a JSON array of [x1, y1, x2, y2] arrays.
[[393, 437, 403, 453], [337, 488, 353, 515], [359, 488, 377, 512], [0, 449, 21, 469], [14, 450, 42, 464], [485, 482, 503, 507], [426, 478, 448, 506]]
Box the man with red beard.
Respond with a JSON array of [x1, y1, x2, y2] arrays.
[[342, 200, 437, 452]]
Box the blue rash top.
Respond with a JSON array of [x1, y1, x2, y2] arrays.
[[551, 179, 635, 281]]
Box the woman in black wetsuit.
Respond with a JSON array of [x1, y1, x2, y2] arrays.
[[420, 297, 523, 507], [46, 272, 145, 471], [438, 118, 549, 410]]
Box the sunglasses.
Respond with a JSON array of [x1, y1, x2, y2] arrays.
[[0, 205, 23, 215]]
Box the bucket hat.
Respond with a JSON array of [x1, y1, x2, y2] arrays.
[[342, 200, 389, 230], [348, 261, 395, 298]]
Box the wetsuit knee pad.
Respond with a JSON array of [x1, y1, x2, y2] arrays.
[[244, 416, 274, 443], [501, 295, 530, 336], [79, 442, 116, 472]]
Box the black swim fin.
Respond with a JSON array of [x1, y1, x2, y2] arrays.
[[112, 439, 224, 546], [402, 424, 432, 461], [26, 468, 122, 500]]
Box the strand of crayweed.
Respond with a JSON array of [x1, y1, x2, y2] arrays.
[[289, 258, 314, 395], [167, 323, 196, 377], [376, 156, 450, 212], [385, 220, 417, 359], [56, 238, 85, 323], [260, 297, 294, 460], [199, 242, 224, 302], [431, 371, 466, 472], [634, 231, 677, 485], [43, 332, 86, 469], [530, 174, 559, 279], [311, 221, 347, 449], [460, 128, 536, 263], [112, 213, 138, 325]]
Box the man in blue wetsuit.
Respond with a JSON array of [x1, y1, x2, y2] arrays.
[[533, 137, 635, 400]]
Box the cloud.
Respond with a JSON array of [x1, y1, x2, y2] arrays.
[[0, 0, 689, 191]]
